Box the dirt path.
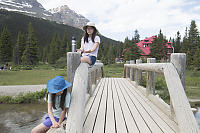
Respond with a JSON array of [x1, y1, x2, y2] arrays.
[[0, 85, 46, 96]]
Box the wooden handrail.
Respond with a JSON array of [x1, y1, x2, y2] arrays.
[[124, 62, 199, 133], [164, 63, 199, 133], [124, 63, 166, 73], [65, 62, 104, 133], [65, 63, 88, 133]]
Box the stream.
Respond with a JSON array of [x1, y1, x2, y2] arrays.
[[0, 103, 47, 133], [0, 104, 199, 133]]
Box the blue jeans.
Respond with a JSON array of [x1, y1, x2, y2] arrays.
[[87, 55, 96, 66]]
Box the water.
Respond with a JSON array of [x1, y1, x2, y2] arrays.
[[0, 103, 47, 133], [0, 104, 200, 132], [194, 107, 200, 126]]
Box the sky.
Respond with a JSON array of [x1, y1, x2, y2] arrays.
[[38, 0, 200, 42]]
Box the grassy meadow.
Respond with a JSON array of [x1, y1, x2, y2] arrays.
[[0, 63, 199, 100], [0, 69, 67, 85]]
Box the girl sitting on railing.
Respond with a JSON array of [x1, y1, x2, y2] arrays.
[[31, 76, 72, 133], [77, 22, 100, 66]]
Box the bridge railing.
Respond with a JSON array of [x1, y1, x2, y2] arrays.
[[124, 53, 199, 133], [65, 52, 104, 133]]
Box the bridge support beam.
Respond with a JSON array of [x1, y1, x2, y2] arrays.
[[130, 60, 135, 81], [146, 58, 156, 96], [135, 59, 142, 87], [125, 61, 130, 78]]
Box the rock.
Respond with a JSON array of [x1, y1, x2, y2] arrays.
[[47, 120, 66, 133]]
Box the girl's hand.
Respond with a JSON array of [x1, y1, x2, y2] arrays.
[[84, 50, 91, 53], [76, 49, 83, 53], [51, 121, 61, 128]]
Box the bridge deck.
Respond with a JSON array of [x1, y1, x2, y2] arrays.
[[83, 78, 179, 133]]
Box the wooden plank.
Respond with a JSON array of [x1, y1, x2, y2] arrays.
[[105, 78, 116, 132], [113, 78, 140, 133], [112, 78, 128, 133], [129, 80, 179, 131], [121, 78, 177, 133], [92, 78, 108, 132], [130, 80, 174, 121], [114, 78, 151, 133], [84, 78, 104, 124], [83, 78, 106, 133], [116, 78, 164, 133]]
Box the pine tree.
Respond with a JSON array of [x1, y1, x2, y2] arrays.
[[13, 44, 19, 65], [42, 45, 49, 63], [180, 27, 189, 53], [107, 44, 115, 64], [123, 37, 131, 49], [48, 33, 61, 64], [123, 37, 141, 61], [149, 30, 168, 60], [61, 32, 69, 57], [174, 31, 181, 53], [181, 21, 199, 69], [22, 23, 39, 65], [13, 32, 26, 65], [101, 44, 109, 65], [193, 48, 200, 70], [0, 27, 12, 64], [188, 20, 199, 68], [134, 29, 140, 43]]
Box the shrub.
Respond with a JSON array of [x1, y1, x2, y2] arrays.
[[0, 88, 47, 104]]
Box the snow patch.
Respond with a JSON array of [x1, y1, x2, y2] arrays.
[[0, 7, 36, 14], [49, 9, 59, 14], [0, 1, 23, 8], [42, 17, 47, 20], [43, 13, 51, 17], [21, 2, 32, 8]]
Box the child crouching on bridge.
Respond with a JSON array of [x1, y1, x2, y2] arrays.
[[77, 22, 100, 66], [31, 76, 72, 133]]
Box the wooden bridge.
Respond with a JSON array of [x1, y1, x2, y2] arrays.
[[48, 53, 199, 133]]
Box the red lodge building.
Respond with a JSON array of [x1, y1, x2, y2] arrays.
[[136, 36, 174, 59]]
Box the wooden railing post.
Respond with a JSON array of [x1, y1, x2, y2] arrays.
[[67, 52, 81, 93], [130, 60, 135, 81], [170, 53, 186, 120], [146, 58, 156, 96], [126, 61, 130, 78], [101, 66, 104, 78], [135, 59, 142, 87], [170, 53, 186, 90]]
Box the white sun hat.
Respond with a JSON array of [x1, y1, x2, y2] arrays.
[[83, 22, 97, 31]]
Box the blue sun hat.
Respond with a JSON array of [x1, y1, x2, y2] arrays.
[[47, 76, 72, 93]]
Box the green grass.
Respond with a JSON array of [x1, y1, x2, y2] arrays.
[[0, 69, 67, 85], [185, 70, 200, 99], [104, 63, 124, 77]]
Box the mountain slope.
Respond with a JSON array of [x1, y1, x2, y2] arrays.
[[49, 5, 89, 29], [0, 0, 52, 20], [0, 0, 89, 29], [0, 9, 118, 47]]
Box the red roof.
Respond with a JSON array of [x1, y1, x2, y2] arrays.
[[136, 36, 173, 55]]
